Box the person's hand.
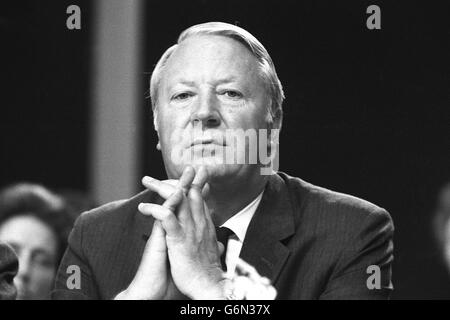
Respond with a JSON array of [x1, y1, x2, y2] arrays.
[[115, 221, 179, 300], [225, 258, 277, 300], [139, 166, 226, 299], [114, 173, 196, 300]]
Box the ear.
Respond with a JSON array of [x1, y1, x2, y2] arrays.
[[153, 110, 161, 151], [267, 108, 282, 153], [271, 108, 283, 131], [153, 109, 159, 132]]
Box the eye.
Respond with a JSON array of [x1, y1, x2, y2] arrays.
[[221, 90, 243, 99], [32, 252, 55, 268], [172, 92, 194, 101]]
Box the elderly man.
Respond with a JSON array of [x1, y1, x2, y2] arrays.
[[52, 22, 394, 300]]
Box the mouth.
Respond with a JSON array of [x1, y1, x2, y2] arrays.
[[190, 138, 226, 147], [16, 288, 31, 300]]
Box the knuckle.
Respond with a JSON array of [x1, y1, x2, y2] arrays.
[[188, 188, 201, 201]]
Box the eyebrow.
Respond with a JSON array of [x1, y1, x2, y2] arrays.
[[31, 248, 55, 258], [170, 76, 239, 87], [6, 242, 54, 258]]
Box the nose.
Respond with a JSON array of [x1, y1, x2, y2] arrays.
[[16, 252, 31, 286], [190, 91, 221, 128]]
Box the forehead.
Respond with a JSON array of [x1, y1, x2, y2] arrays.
[[162, 35, 262, 85], [0, 215, 57, 253]]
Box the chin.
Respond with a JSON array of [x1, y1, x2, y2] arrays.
[[16, 289, 31, 300], [187, 157, 240, 181]]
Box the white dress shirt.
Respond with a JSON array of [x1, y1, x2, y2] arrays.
[[220, 191, 264, 275]]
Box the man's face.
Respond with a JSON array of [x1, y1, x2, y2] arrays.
[[155, 35, 270, 181]]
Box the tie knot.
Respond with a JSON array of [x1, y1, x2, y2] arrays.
[[216, 226, 234, 246]]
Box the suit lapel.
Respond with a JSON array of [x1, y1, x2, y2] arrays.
[[239, 174, 295, 284]]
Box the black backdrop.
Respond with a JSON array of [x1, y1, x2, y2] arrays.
[[2, 0, 450, 299], [1, 1, 92, 190]]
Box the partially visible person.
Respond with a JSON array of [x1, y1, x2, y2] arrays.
[[0, 183, 74, 300], [0, 242, 18, 300], [433, 181, 450, 274], [225, 257, 277, 300]]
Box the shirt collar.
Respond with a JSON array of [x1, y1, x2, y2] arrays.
[[220, 191, 264, 242]]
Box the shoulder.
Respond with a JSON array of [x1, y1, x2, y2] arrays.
[[73, 189, 160, 236], [276, 172, 393, 233], [77, 197, 129, 229]]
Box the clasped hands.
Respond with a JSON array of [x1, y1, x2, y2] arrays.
[[116, 166, 227, 300]]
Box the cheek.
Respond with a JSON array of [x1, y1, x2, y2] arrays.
[[157, 111, 187, 142], [160, 127, 187, 154], [30, 265, 56, 288], [224, 103, 269, 130]]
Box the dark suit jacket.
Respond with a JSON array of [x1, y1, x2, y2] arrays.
[[0, 242, 18, 300], [52, 172, 394, 299]]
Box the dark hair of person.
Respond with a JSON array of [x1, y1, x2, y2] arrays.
[[0, 183, 75, 264]]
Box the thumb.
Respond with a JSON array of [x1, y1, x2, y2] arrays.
[[140, 221, 167, 266], [217, 241, 225, 256]]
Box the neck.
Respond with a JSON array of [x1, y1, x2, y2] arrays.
[[206, 171, 268, 226]]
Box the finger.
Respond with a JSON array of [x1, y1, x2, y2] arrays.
[[236, 258, 269, 286], [201, 183, 210, 200], [190, 167, 212, 238], [177, 166, 196, 193], [162, 188, 184, 212], [175, 167, 196, 228], [138, 187, 184, 215], [142, 176, 176, 200], [191, 167, 212, 234], [162, 188, 191, 237], [134, 221, 167, 283], [142, 167, 195, 201], [165, 179, 179, 187], [235, 258, 262, 282], [142, 221, 166, 258], [138, 203, 182, 238], [187, 185, 206, 233], [175, 190, 195, 234], [217, 241, 225, 256], [191, 166, 209, 191], [203, 199, 216, 240]]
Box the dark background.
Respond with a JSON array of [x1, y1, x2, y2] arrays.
[[1, 0, 449, 299], [0, 1, 92, 191]]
